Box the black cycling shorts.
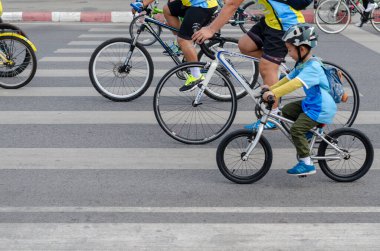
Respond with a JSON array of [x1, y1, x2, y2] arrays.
[[168, 0, 217, 40], [247, 17, 288, 64]]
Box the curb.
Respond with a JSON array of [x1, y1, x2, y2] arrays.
[[2, 12, 134, 23], [2, 10, 315, 23]]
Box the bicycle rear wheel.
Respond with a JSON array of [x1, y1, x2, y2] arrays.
[[129, 14, 162, 46], [280, 61, 360, 130], [0, 35, 37, 89], [371, 5, 380, 32], [317, 128, 374, 182], [315, 0, 350, 34], [89, 37, 154, 102], [216, 129, 273, 184], [197, 37, 259, 100], [154, 62, 237, 144]]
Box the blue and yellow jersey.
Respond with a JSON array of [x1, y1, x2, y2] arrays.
[[287, 58, 337, 124], [181, 0, 218, 8], [258, 0, 305, 31]]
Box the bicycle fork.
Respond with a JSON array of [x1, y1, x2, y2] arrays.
[[193, 61, 218, 106], [241, 114, 267, 161]]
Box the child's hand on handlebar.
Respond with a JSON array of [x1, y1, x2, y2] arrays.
[[263, 91, 275, 102]]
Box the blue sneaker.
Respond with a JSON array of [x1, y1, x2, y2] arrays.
[[244, 119, 277, 131], [305, 131, 314, 141], [287, 161, 316, 176]]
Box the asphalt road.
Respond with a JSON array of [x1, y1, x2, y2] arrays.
[[0, 22, 379, 249]]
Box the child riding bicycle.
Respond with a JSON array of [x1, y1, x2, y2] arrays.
[[262, 23, 337, 176]]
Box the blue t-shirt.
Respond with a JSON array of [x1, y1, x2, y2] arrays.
[[287, 57, 337, 124]]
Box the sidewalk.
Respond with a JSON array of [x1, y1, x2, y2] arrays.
[[2, 0, 314, 23]]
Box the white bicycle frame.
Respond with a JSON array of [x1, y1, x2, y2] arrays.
[[196, 48, 347, 162]]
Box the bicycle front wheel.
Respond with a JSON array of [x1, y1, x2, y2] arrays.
[[154, 62, 237, 144], [371, 5, 380, 32], [315, 0, 350, 34], [317, 128, 374, 182], [129, 14, 162, 46], [198, 37, 259, 100], [89, 37, 154, 102], [0, 35, 37, 89], [216, 129, 273, 184]]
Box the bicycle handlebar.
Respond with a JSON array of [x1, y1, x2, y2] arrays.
[[192, 23, 221, 60]]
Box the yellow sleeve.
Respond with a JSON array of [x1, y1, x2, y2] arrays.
[[269, 76, 290, 90], [271, 78, 303, 98]]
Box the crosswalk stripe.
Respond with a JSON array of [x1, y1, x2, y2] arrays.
[[342, 26, 380, 54], [0, 111, 377, 124], [68, 41, 104, 45], [35, 69, 254, 77], [0, 148, 379, 170], [0, 87, 361, 97], [40, 56, 183, 62], [0, 223, 378, 249], [0, 207, 379, 213]]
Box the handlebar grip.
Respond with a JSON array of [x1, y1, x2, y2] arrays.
[[192, 23, 216, 60], [267, 95, 275, 104]]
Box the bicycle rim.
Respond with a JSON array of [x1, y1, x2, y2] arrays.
[[315, 0, 350, 34], [90, 39, 152, 101], [318, 128, 374, 182], [239, 1, 264, 33], [371, 7, 380, 32], [0, 36, 36, 88], [154, 62, 237, 144], [129, 14, 161, 46], [217, 129, 272, 184]]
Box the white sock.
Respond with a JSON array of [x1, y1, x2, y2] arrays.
[[300, 157, 312, 165], [365, 3, 376, 12], [271, 107, 280, 115], [190, 68, 201, 78]]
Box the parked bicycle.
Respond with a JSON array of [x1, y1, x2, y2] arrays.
[[315, 0, 380, 33], [129, 0, 262, 46], [153, 32, 360, 144], [0, 3, 37, 89], [89, 15, 257, 101], [216, 93, 373, 184]]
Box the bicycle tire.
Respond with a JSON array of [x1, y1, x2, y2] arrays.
[[239, 1, 261, 33], [0, 23, 27, 37], [154, 62, 237, 144], [0, 35, 37, 89], [315, 0, 351, 34], [370, 6, 380, 32], [216, 129, 273, 184], [197, 37, 259, 101], [129, 13, 162, 46], [0, 23, 32, 78], [89, 37, 154, 102], [317, 127, 374, 182]]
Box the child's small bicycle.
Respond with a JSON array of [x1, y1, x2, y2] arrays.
[[216, 92, 374, 184]]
